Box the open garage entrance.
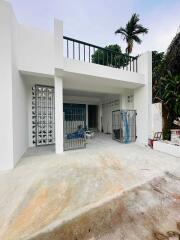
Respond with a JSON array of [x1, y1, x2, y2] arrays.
[[26, 75, 138, 153], [63, 88, 136, 150]]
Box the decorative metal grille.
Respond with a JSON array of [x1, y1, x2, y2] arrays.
[[112, 110, 136, 143], [63, 104, 86, 151], [32, 85, 55, 146]]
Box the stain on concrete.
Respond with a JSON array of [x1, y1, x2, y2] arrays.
[[99, 152, 122, 171], [2, 181, 72, 240], [28, 173, 180, 240]]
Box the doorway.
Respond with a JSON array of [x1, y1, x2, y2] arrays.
[[88, 105, 98, 129]]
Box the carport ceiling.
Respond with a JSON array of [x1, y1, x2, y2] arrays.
[[63, 89, 119, 100], [63, 72, 140, 94]]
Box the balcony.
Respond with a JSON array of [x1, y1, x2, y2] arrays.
[[63, 36, 138, 73]]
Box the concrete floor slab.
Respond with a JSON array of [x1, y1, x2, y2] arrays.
[[0, 134, 179, 240]]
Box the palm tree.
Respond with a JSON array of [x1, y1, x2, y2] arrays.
[[115, 13, 148, 55]]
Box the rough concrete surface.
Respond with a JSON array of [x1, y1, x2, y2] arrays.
[[0, 133, 179, 240]]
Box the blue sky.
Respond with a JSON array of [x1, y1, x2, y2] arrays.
[[9, 0, 180, 55]]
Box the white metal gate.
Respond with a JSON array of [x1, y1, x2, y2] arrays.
[[63, 104, 86, 151]]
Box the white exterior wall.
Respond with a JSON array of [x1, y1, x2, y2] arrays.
[[64, 95, 100, 105], [0, 1, 14, 170], [152, 102, 162, 135], [0, 1, 28, 169], [12, 69, 28, 166], [18, 25, 54, 76], [63, 58, 144, 87], [12, 15, 28, 165], [120, 90, 134, 110], [134, 52, 152, 145], [154, 141, 180, 157]]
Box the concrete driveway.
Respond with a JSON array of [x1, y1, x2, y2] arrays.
[[0, 134, 179, 240]]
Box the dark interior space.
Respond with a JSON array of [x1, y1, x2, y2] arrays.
[[88, 105, 98, 129]]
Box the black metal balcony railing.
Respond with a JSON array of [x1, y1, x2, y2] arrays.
[[63, 36, 138, 72]]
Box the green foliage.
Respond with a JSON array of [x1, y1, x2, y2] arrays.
[[153, 72, 180, 138], [91, 44, 126, 67], [152, 51, 165, 102], [152, 51, 165, 69], [115, 13, 148, 54], [162, 128, 171, 141], [152, 35, 180, 116], [161, 74, 180, 117], [152, 31, 180, 137], [153, 73, 180, 119], [166, 31, 180, 75]]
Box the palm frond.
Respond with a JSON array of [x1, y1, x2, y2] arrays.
[[133, 25, 148, 35], [115, 27, 128, 41], [129, 13, 140, 25], [132, 35, 142, 44], [115, 27, 127, 35]]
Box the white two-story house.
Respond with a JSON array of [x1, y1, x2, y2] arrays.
[[0, 0, 152, 170]]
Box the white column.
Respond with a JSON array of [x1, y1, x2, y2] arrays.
[[55, 76, 63, 153], [54, 17, 64, 153], [134, 51, 152, 145], [99, 103, 102, 131], [54, 19, 63, 69]]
